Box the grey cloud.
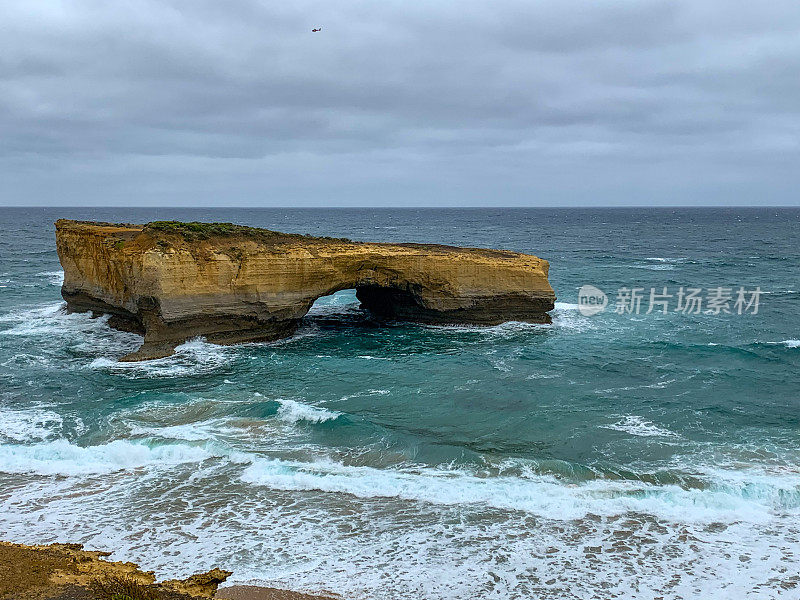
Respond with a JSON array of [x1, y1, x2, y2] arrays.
[[0, 0, 798, 206]]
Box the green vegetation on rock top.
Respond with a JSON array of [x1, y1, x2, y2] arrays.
[[145, 221, 277, 237], [143, 221, 352, 243]]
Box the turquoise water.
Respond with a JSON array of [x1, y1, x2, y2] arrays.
[[1, 207, 799, 599]]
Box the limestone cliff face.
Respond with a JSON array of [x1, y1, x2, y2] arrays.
[[56, 219, 556, 361]]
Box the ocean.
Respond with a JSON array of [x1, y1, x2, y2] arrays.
[[0, 207, 798, 599]]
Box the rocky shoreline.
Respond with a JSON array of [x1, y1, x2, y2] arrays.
[[55, 219, 555, 361], [0, 541, 336, 600]]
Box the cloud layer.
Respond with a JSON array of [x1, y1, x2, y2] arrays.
[[2, 0, 798, 205]]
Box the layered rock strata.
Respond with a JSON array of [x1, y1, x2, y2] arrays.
[[56, 220, 556, 361]]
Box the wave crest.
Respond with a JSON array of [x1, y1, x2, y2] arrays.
[[240, 455, 800, 523], [276, 399, 342, 424], [0, 439, 213, 476]]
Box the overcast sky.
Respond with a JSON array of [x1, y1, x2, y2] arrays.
[[2, 0, 799, 206]]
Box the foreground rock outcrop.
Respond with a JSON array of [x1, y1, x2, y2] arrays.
[[56, 219, 555, 361], [0, 541, 337, 600], [0, 541, 230, 599]]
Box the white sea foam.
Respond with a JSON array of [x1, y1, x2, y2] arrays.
[[89, 338, 232, 377], [616, 257, 686, 271], [550, 302, 598, 333], [276, 399, 341, 424], [339, 389, 390, 401], [639, 263, 675, 270], [601, 415, 679, 438], [128, 421, 223, 442], [525, 372, 561, 379], [0, 409, 64, 443], [644, 257, 687, 263], [553, 302, 580, 310], [0, 302, 66, 328], [0, 303, 141, 363], [1, 484, 795, 600], [2, 444, 799, 599], [774, 339, 800, 348], [260, 326, 321, 347], [240, 455, 797, 523], [36, 271, 64, 286], [597, 379, 678, 393], [763, 339, 800, 349], [486, 348, 517, 372], [0, 439, 213, 476], [424, 320, 549, 346]]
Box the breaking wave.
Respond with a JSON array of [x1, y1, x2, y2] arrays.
[[276, 399, 342, 424], [600, 415, 679, 438], [240, 455, 800, 524], [88, 338, 233, 378], [771, 339, 800, 348], [0, 409, 67, 443], [0, 439, 214, 476]]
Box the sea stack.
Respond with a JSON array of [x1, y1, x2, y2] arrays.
[[55, 219, 556, 361]]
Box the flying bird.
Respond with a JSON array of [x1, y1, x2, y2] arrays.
[[312, 27, 322, 32]]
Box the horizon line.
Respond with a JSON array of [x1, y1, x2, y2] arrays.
[[2, 205, 800, 210]]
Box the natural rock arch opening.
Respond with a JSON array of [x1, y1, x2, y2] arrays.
[[305, 288, 360, 319], [305, 282, 451, 324], [303, 282, 435, 322], [356, 284, 442, 322]]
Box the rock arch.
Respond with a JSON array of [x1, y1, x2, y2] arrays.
[[56, 220, 556, 361]]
